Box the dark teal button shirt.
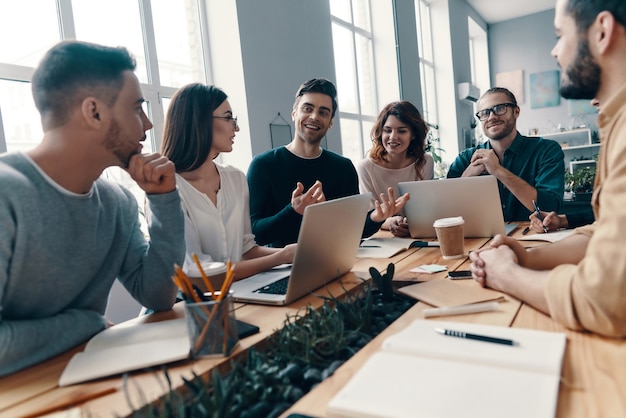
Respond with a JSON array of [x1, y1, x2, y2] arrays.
[[447, 132, 565, 221]]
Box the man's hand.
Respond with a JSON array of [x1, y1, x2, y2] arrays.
[[388, 216, 410, 237], [370, 187, 410, 223], [291, 180, 325, 215], [464, 149, 500, 177], [529, 210, 562, 233], [470, 234, 528, 285], [127, 153, 176, 194], [470, 243, 519, 291]]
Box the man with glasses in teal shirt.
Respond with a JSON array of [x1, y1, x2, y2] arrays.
[[447, 87, 565, 221]]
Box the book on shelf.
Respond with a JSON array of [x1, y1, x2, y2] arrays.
[[327, 318, 567, 418]]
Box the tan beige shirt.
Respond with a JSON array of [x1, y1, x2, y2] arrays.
[[545, 84, 626, 337]]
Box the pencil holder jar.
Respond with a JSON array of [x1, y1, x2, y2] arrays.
[[184, 291, 239, 357]]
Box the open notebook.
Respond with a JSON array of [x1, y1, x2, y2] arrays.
[[398, 176, 517, 238], [230, 193, 371, 305], [328, 318, 567, 418]]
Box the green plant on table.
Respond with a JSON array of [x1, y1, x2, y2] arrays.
[[129, 264, 415, 418]]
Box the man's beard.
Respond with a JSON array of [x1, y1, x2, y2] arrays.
[[560, 37, 601, 100], [103, 119, 138, 168], [487, 119, 515, 141]]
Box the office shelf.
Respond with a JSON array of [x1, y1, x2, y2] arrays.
[[533, 129, 598, 173]]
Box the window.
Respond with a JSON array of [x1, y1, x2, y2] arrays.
[[415, 0, 445, 176], [330, 0, 378, 165], [468, 16, 490, 145], [0, 0, 211, 207], [415, 0, 438, 131]]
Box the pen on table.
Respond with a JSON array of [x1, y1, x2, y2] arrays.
[[410, 241, 440, 248], [521, 226, 531, 235], [532, 199, 548, 233], [423, 301, 500, 318], [435, 327, 518, 346], [360, 245, 381, 248]]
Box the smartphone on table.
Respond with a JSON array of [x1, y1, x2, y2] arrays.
[[448, 270, 473, 279]]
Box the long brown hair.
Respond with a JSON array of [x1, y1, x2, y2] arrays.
[[368, 101, 429, 178], [161, 83, 227, 172]]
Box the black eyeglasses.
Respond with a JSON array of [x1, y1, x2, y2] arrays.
[[475, 103, 516, 121], [213, 115, 238, 129]]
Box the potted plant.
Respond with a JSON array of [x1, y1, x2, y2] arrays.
[[565, 165, 596, 201]]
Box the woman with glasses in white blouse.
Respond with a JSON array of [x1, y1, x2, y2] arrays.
[[160, 83, 295, 281]]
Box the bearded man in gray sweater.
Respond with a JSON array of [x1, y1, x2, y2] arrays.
[[0, 40, 185, 375]]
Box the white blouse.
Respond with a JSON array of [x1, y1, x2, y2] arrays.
[[176, 165, 256, 273]]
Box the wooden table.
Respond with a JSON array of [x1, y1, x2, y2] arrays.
[[3, 226, 625, 417], [282, 226, 626, 418]]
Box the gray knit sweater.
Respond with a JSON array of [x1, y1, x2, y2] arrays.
[[0, 153, 185, 376]]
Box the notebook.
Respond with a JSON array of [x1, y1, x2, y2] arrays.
[[59, 319, 190, 386], [328, 318, 567, 418], [230, 193, 371, 305], [398, 175, 516, 238]]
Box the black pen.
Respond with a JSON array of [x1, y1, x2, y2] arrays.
[[409, 241, 440, 248], [532, 200, 548, 233], [435, 328, 518, 346], [521, 226, 531, 235]]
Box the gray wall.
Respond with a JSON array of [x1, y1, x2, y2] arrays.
[[234, 0, 341, 157], [488, 9, 598, 136]]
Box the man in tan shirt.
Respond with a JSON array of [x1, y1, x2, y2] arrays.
[[470, 0, 626, 337]]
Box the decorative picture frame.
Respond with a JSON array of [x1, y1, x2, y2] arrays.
[[529, 70, 561, 109]]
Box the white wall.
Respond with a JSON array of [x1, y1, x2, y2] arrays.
[[232, 0, 340, 160], [488, 9, 599, 136]]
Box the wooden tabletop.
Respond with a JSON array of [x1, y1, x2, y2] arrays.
[[281, 226, 626, 418], [4, 225, 624, 417]]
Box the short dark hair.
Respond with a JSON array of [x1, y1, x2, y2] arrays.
[[293, 78, 338, 118], [369, 101, 429, 179], [565, 0, 626, 33], [161, 83, 228, 172], [481, 87, 518, 107], [31, 40, 136, 129]]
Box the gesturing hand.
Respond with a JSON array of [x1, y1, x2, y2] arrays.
[[291, 180, 325, 215], [370, 187, 410, 223], [127, 153, 177, 194]]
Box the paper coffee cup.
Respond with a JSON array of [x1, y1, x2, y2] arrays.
[[433, 217, 465, 260], [186, 261, 227, 293]]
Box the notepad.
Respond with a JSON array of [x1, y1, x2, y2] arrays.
[[517, 229, 575, 242], [58, 319, 191, 387], [327, 319, 567, 418], [397, 278, 505, 307], [357, 238, 439, 258], [58, 317, 260, 386]]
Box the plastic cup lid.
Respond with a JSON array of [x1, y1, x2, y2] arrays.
[[185, 261, 227, 277], [433, 216, 464, 228]]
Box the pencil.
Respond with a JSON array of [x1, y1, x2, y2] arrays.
[[191, 253, 217, 298], [194, 261, 236, 353]]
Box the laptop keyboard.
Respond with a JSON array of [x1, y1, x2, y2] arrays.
[[253, 276, 290, 295]]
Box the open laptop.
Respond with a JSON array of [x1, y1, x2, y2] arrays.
[[230, 193, 371, 305], [398, 175, 517, 238]]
